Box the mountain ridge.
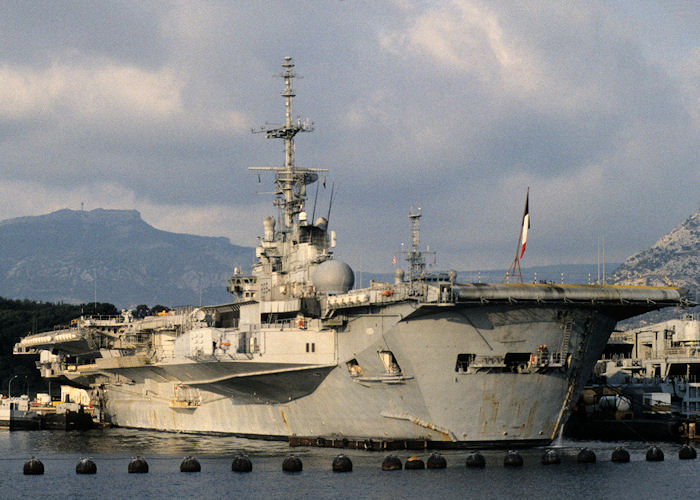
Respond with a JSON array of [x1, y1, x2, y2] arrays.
[[0, 208, 253, 308], [613, 212, 699, 290]]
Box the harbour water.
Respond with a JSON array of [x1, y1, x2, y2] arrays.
[[0, 429, 697, 499]]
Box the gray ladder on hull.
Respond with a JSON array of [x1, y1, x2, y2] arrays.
[[552, 314, 595, 440], [558, 320, 573, 358]]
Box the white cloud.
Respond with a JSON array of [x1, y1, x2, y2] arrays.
[[0, 62, 183, 122], [376, 0, 655, 118], [0, 60, 250, 134], [379, 2, 545, 97], [86, 64, 183, 119]]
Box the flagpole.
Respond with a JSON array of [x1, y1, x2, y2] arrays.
[[504, 187, 529, 283]]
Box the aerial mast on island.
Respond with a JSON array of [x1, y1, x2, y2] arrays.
[[249, 57, 326, 230], [399, 207, 435, 282]]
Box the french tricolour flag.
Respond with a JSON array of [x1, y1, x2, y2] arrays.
[[519, 190, 530, 259]]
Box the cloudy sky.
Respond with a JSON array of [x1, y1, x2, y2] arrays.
[[0, 1, 698, 273]]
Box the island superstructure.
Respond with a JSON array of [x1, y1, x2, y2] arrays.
[[14, 57, 690, 448]]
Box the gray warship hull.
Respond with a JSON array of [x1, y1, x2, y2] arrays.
[[82, 284, 682, 447]]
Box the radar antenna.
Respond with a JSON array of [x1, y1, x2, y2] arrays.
[[250, 57, 327, 229]]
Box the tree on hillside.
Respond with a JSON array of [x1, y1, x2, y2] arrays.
[[0, 297, 118, 398]]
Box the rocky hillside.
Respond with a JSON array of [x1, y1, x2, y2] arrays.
[[613, 212, 699, 289], [0, 209, 253, 308], [613, 211, 699, 325]]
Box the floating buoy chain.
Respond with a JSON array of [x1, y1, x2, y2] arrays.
[[20, 445, 696, 475]]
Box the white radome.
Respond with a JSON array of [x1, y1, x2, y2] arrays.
[[312, 260, 354, 293]]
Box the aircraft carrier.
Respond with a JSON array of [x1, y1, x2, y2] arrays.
[[14, 57, 690, 448]]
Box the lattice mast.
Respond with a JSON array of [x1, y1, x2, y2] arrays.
[[401, 207, 435, 281], [250, 57, 325, 229]]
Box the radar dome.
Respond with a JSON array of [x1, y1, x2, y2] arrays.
[[312, 260, 354, 293]]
